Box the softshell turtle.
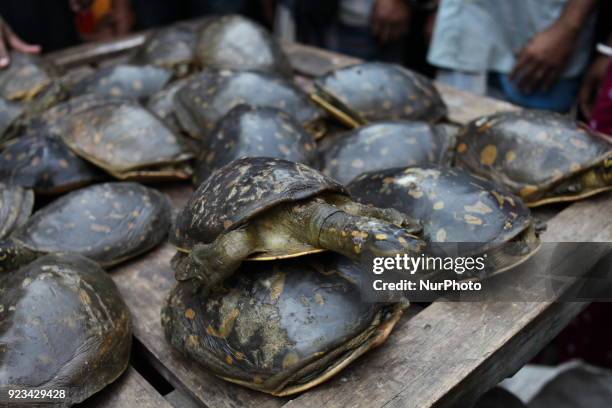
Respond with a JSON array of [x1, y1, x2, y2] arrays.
[[171, 157, 424, 290], [348, 166, 540, 275], [0, 52, 64, 106], [312, 62, 447, 128], [195, 15, 292, 76], [147, 77, 191, 133], [320, 120, 454, 184], [0, 182, 171, 271], [193, 105, 317, 185], [59, 98, 192, 180], [0, 183, 33, 239], [455, 110, 612, 207], [162, 254, 405, 396], [174, 69, 325, 140], [131, 25, 197, 77], [0, 97, 25, 143], [70, 64, 172, 101], [0, 130, 103, 194], [0, 254, 131, 406]]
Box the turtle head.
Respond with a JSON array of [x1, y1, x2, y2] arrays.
[[0, 240, 38, 273]]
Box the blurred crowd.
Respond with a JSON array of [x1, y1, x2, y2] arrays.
[[0, 0, 610, 133]]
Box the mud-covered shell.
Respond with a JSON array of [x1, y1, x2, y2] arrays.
[[0, 98, 24, 143], [195, 15, 292, 76], [161, 254, 402, 396], [193, 105, 318, 185], [455, 110, 612, 205], [0, 254, 132, 406], [314, 63, 447, 125], [348, 166, 532, 250], [172, 157, 346, 249], [320, 121, 454, 184], [59, 98, 192, 179], [131, 26, 197, 76], [12, 182, 171, 267], [0, 183, 33, 239], [0, 52, 58, 102], [0, 131, 103, 193], [70, 64, 172, 101], [174, 69, 324, 140]]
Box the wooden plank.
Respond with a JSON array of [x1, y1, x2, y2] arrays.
[[109, 185, 285, 408], [83, 366, 171, 408], [281, 192, 611, 408]]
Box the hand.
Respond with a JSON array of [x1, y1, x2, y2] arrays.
[[579, 55, 610, 118], [371, 0, 411, 44], [69, 0, 94, 12], [510, 21, 580, 93], [0, 17, 41, 68]]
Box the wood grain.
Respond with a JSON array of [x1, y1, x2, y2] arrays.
[[83, 367, 171, 408]]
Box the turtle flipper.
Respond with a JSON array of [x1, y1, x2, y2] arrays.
[[174, 229, 254, 289], [0, 239, 38, 273]]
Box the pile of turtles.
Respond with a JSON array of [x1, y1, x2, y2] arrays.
[[1, 13, 611, 404]]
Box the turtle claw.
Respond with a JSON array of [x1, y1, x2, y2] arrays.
[[383, 208, 422, 234]]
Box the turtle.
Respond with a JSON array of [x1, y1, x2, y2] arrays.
[[170, 157, 425, 291], [131, 25, 197, 77], [195, 15, 292, 76], [0, 52, 64, 106], [193, 105, 318, 185], [0, 182, 171, 272], [0, 97, 25, 144], [162, 253, 406, 396], [312, 62, 447, 128], [320, 120, 455, 184], [70, 64, 172, 101], [147, 77, 191, 134], [454, 110, 612, 207], [58, 97, 193, 180], [0, 183, 33, 239], [0, 253, 132, 406], [174, 69, 326, 141], [0, 129, 103, 194], [347, 166, 541, 276]]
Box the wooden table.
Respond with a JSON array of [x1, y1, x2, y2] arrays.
[[47, 36, 612, 408]]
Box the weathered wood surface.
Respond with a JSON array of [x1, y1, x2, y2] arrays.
[[82, 367, 171, 408], [47, 34, 611, 408]]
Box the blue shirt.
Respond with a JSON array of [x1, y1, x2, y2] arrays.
[[428, 0, 596, 78]]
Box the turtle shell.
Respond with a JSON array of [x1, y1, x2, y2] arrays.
[[0, 52, 58, 102], [12, 182, 171, 267], [0, 130, 103, 194], [193, 105, 317, 185], [313, 62, 447, 127], [147, 77, 191, 133], [0, 97, 24, 144], [195, 15, 292, 76], [161, 253, 404, 396], [59, 98, 192, 180], [348, 166, 534, 257], [0, 253, 131, 405], [131, 25, 197, 76], [0, 183, 33, 239], [455, 110, 612, 206], [320, 121, 454, 184], [70, 64, 172, 101], [174, 69, 324, 140], [172, 157, 346, 249]]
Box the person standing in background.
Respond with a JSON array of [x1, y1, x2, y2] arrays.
[[428, 0, 598, 112]]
